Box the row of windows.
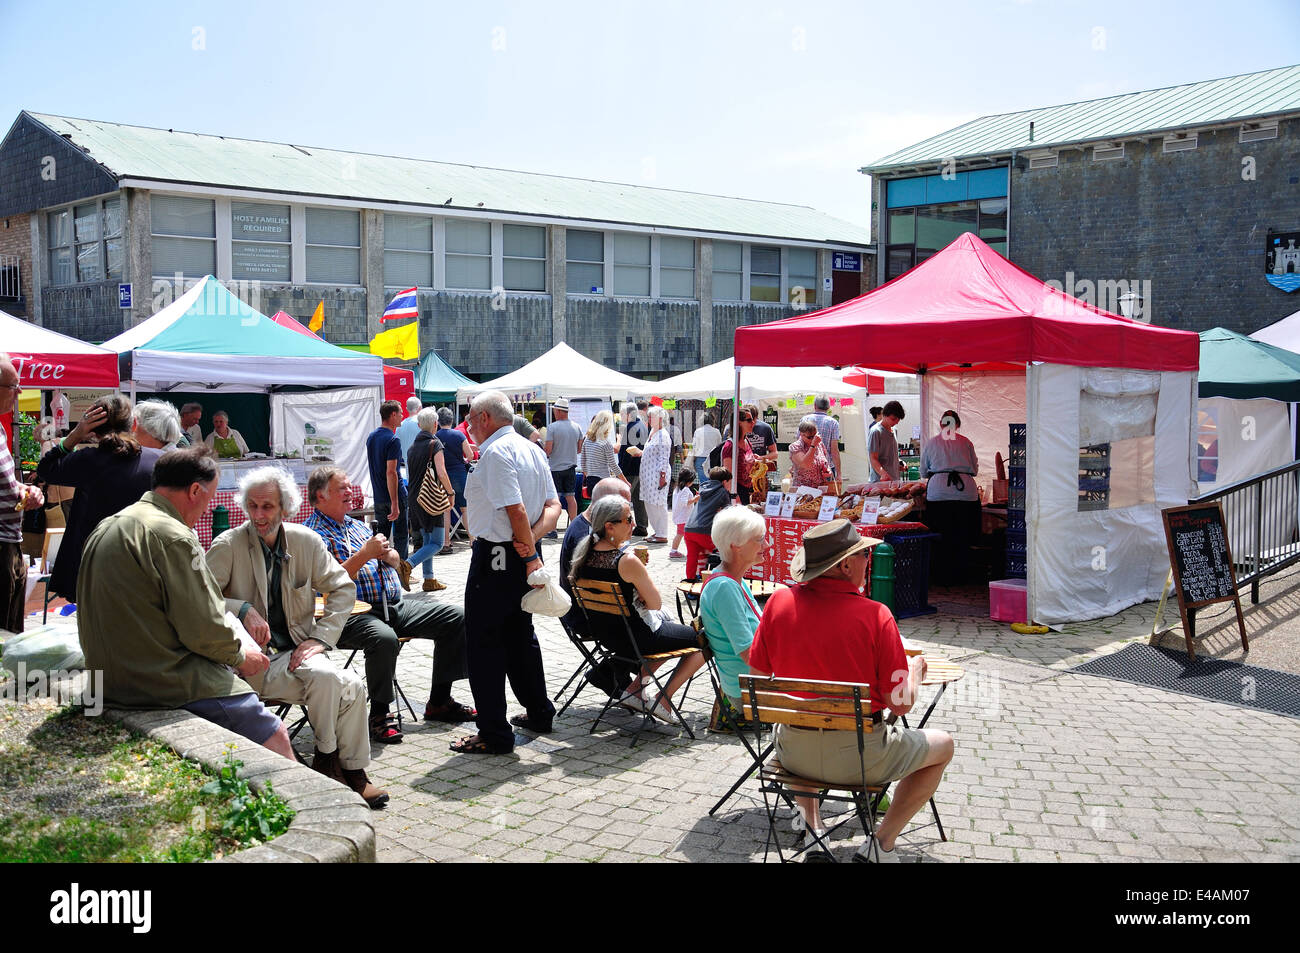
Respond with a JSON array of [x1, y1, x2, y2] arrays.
[[884, 199, 1008, 280], [47, 197, 122, 284], [47, 194, 823, 304]]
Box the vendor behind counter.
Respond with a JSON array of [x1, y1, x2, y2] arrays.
[[920, 409, 980, 586]]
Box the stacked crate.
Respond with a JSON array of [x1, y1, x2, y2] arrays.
[[1078, 443, 1111, 511], [1006, 423, 1027, 578]]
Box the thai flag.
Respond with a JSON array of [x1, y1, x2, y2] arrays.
[[381, 287, 419, 323]]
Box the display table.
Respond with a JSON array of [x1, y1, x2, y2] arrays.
[[751, 517, 928, 586], [198, 484, 364, 548]]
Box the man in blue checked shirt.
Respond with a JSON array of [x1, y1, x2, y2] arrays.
[[304, 466, 474, 745]]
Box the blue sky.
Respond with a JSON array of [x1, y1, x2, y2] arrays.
[[2, 0, 1297, 228]]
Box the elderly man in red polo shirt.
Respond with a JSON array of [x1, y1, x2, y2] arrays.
[[748, 519, 954, 862]]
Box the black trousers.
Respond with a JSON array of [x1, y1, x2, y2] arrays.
[[337, 599, 467, 712], [464, 539, 555, 748], [376, 487, 409, 561], [925, 499, 981, 586]]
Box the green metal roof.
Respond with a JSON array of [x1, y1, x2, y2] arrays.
[[863, 64, 1300, 173], [25, 112, 871, 246]]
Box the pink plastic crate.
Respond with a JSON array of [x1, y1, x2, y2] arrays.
[[989, 578, 1028, 623]]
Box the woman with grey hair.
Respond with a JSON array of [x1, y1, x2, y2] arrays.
[[568, 494, 705, 723], [132, 399, 183, 450], [640, 406, 673, 543], [205, 410, 250, 458], [405, 406, 452, 591], [436, 406, 471, 545], [699, 506, 767, 710]]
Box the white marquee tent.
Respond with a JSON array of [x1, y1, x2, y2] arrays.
[[455, 342, 652, 404]]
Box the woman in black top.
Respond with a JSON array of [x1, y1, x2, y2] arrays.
[[568, 495, 705, 723], [35, 394, 163, 599], [406, 407, 453, 592]]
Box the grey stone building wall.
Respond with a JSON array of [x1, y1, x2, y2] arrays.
[[417, 291, 553, 377], [42, 281, 124, 342], [711, 301, 806, 363], [565, 297, 700, 378], [256, 285, 370, 343], [1009, 118, 1300, 333]]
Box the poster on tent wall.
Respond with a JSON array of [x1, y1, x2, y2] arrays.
[[567, 398, 609, 439], [269, 387, 381, 503]]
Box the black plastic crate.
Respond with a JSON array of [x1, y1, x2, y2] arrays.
[[1009, 423, 1026, 444], [1009, 487, 1025, 510], [1008, 444, 1026, 468], [1005, 551, 1027, 577], [1006, 529, 1026, 556], [1078, 475, 1110, 492], [1006, 508, 1026, 533], [1009, 465, 1026, 490], [888, 531, 941, 619], [1079, 444, 1111, 469]]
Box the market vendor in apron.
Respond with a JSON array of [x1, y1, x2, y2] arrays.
[[205, 410, 251, 459], [920, 409, 980, 586]]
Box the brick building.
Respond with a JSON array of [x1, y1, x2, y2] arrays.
[[0, 112, 873, 378], [860, 64, 1300, 334]]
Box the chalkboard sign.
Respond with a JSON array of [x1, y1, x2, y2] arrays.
[[1160, 502, 1247, 659]]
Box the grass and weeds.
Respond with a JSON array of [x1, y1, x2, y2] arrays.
[[0, 700, 293, 862]]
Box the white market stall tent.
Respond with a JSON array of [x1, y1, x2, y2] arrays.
[[734, 233, 1202, 625], [103, 276, 385, 498], [654, 357, 875, 483], [456, 342, 652, 404]]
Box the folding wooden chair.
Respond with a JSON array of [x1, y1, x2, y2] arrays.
[[551, 615, 623, 718], [570, 578, 701, 746], [693, 623, 774, 816], [737, 673, 885, 863], [34, 528, 65, 623], [343, 636, 418, 732]]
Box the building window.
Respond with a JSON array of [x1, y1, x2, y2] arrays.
[[444, 219, 491, 290], [885, 198, 1007, 278], [151, 194, 215, 279], [306, 208, 360, 284], [566, 229, 604, 294], [712, 241, 743, 300], [660, 236, 695, 298], [788, 247, 817, 307], [383, 214, 433, 288], [47, 196, 123, 286], [613, 233, 650, 296], [503, 224, 546, 291], [750, 246, 781, 302], [231, 202, 291, 281]]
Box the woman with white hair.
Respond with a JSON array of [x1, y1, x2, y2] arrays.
[[699, 506, 767, 710], [132, 399, 183, 450], [640, 406, 673, 542], [569, 494, 705, 723]]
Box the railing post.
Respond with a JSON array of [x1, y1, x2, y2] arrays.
[[1253, 480, 1263, 604]]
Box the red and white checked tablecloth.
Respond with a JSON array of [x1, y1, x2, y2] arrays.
[[750, 517, 928, 586], [197, 485, 365, 548]]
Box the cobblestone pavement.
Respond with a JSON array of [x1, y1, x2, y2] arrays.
[[288, 531, 1300, 863]]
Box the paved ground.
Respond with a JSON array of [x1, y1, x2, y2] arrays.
[[346, 530, 1300, 863], [17, 527, 1300, 863]]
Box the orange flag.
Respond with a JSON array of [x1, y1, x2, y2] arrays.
[[308, 300, 325, 333]]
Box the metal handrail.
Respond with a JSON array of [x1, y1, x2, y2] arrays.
[[1195, 458, 1300, 603]]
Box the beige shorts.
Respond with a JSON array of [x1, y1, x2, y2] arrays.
[[775, 721, 931, 788]]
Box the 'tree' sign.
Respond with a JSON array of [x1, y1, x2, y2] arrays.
[[1160, 502, 1247, 659]]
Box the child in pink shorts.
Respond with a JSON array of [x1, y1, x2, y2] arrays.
[[669, 468, 697, 559]]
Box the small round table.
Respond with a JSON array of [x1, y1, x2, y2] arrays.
[[314, 597, 372, 619]]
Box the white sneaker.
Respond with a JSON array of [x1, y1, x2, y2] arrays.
[[617, 691, 648, 713], [854, 840, 901, 863]]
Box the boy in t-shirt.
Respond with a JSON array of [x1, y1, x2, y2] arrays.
[[682, 466, 733, 580]]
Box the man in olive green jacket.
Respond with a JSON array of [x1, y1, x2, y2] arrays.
[[77, 448, 294, 760], [205, 466, 388, 809]]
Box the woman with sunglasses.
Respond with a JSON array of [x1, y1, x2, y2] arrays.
[[568, 495, 705, 723], [719, 410, 758, 504], [789, 419, 835, 489]]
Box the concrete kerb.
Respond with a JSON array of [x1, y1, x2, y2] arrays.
[[102, 707, 375, 863]]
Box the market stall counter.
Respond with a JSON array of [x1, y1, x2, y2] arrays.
[[197, 482, 363, 549]]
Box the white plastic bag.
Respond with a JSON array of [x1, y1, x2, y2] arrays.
[[1, 623, 85, 676], [520, 567, 573, 618]]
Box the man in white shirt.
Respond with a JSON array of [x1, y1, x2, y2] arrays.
[[452, 390, 561, 755], [690, 414, 722, 486]]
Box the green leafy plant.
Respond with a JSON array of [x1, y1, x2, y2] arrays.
[[15, 411, 41, 471], [200, 745, 294, 844]]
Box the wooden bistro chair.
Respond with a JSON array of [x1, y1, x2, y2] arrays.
[[569, 578, 701, 747], [551, 615, 618, 719], [737, 673, 885, 864], [343, 636, 418, 732], [694, 622, 774, 817]]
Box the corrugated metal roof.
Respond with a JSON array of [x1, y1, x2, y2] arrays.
[[864, 64, 1300, 173], [26, 112, 871, 246]]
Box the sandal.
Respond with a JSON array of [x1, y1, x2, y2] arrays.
[[424, 700, 477, 723], [369, 712, 403, 744], [449, 734, 513, 755]]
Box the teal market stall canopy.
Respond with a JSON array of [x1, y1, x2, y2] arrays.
[[103, 276, 383, 392], [1198, 327, 1300, 401], [415, 350, 475, 404]]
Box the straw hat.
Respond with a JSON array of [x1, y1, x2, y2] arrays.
[[790, 518, 881, 583]]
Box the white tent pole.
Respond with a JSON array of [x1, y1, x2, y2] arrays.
[[732, 364, 741, 492], [1291, 402, 1297, 460]]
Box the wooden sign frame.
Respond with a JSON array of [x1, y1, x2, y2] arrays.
[[1159, 502, 1248, 660]]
